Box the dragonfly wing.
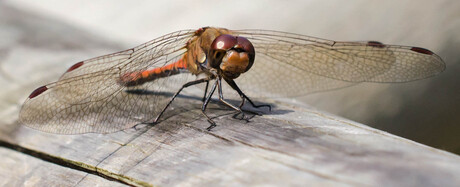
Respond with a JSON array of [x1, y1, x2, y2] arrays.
[[234, 30, 445, 97], [235, 55, 355, 97], [19, 30, 196, 134]]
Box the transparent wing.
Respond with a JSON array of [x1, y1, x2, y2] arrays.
[[233, 29, 445, 97], [19, 29, 196, 134]]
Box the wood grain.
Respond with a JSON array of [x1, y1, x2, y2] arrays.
[[1, 95, 459, 186]]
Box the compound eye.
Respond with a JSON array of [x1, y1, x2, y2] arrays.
[[236, 36, 255, 55], [211, 34, 237, 51]]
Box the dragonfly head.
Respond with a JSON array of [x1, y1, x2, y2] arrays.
[[209, 34, 255, 79]]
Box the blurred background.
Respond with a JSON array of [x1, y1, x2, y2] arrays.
[[1, 0, 458, 154]]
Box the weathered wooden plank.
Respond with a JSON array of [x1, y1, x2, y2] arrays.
[[2, 96, 460, 186], [0, 147, 127, 187]]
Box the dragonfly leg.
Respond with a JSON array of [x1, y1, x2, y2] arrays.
[[202, 80, 209, 102], [224, 78, 272, 111], [201, 80, 218, 130], [154, 77, 209, 123], [215, 78, 254, 122], [217, 78, 242, 111]]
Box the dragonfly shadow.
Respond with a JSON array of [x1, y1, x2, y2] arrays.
[[125, 89, 201, 101], [125, 89, 293, 116]]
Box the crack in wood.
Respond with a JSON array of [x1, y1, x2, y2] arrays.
[[0, 139, 153, 187]]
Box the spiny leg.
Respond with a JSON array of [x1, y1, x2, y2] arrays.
[[216, 78, 241, 111], [201, 80, 218, 130], [202, 80, 209, 102], [224, 78, 271, 111], [154, 78, 209, 123], [202, 77, 253, 131], [216, 78, 253, 122]]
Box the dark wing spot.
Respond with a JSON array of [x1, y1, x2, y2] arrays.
[[410, 47, 434, 55], [28, 86, 48, 99], [367, 41, 385, 48], [66, 61, 84, 72]]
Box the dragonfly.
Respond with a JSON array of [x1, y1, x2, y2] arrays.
[[19, 27, 445, 134]]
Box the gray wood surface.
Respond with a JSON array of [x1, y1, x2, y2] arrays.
[[1, 2, 459, 187], [2, 95, 460, 186], [0, 147, 126, 187]]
